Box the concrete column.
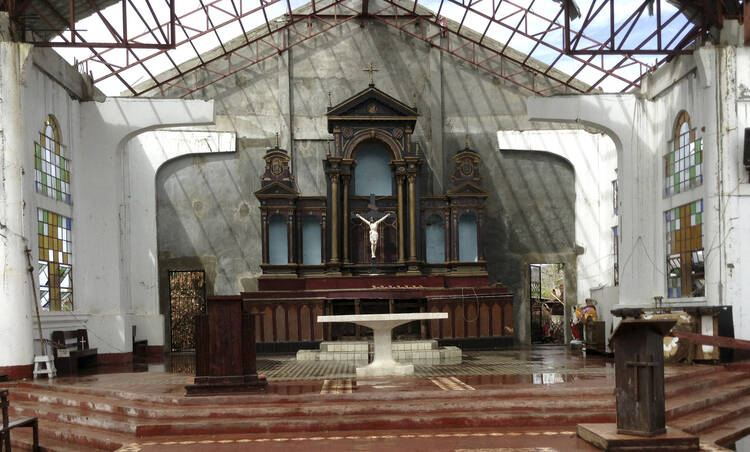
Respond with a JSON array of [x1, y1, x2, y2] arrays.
[[0, 40, 35, 378], [397, 174, 405, 263], [279, 31, 292, 154]]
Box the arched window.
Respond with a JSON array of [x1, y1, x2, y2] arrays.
[[35, 115, 71, 203], [302, 215, 322, 265], [354, 141, 392, 196], [665, 111, 702, 196], [425, 214, 445, 263], [458, 213, 478, 262], [38, 209, 73, 311], [268, 214, 289, 265]]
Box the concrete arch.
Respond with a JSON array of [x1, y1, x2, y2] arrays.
[[497, 129, 618, 344]]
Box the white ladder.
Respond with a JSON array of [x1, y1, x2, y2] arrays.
[[32, 355, 56, 378]]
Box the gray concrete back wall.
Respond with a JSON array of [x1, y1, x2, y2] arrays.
[[155, 19, 579, 315]]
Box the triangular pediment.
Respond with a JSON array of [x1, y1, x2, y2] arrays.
[[327, 85, 418, 119], [255, 181, 299, 197], [447, 181, 488, 196]]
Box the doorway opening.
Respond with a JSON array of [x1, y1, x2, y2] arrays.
[[529, 263, 565, 344], [168, 270, 206, 352]]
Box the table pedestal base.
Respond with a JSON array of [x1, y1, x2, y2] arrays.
[[356, 362, 414, 378]]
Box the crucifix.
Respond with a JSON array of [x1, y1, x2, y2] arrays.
[[353, 193, 393, 260], [363, 63, 379, 85], [626, 354, 658, 401]]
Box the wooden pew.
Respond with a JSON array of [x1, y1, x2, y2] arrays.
[[1, 389, 38, 452], [51, 329, 98, 376]]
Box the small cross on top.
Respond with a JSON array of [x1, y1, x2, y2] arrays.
[[364, 63, 379, 85], [275, 132, 280, 148]]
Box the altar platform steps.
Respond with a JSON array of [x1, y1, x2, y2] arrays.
[[664, 369, 750, 449], [4, 364, 750, 451]]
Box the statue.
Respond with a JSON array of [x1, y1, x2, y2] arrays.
[[356, 213, 389, 259]]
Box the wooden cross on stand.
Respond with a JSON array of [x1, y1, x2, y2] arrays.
[[626, 354, 658, 401], [364, 63, 379, 85]]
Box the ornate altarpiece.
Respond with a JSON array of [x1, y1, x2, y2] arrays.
[[233, 84, 512, 350]]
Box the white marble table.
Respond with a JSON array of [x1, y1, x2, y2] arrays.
[[317, 313, 449, 377]]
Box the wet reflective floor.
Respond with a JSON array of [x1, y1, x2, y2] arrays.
[[45, 346, 618, 397]]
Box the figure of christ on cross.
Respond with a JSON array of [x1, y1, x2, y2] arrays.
[[354, 193, 394, 260], [356, 213, 389, 259]]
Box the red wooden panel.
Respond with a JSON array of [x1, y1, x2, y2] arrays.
[[262, 306, 274, 342], [288, 305, 299, 341], [275, 305, 286, 341], [479, 303, 491, 337], [313, 304, 324, 340], [492, 303, 503, 336], [466, 302, 479, 337], [300, 304, 311, 341], [453, 304, 464, 338]]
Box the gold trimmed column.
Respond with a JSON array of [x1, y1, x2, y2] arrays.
[[408, 173, 417, 262], [330, 173, 340, 264], [397, 173, 406, 263], [342, 175, 350, 264]]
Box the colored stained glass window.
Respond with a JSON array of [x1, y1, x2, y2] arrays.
[[665, 112, 702, 196], [38, 208, 73, 311], [665, 200, 704, 298], [34, 115, 71, 203]]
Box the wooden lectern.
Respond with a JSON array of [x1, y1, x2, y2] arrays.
[[611, 318, 675, 436], [578, 317, 698, 451], [185, 296, 267, 396]]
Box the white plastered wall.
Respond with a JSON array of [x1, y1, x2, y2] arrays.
[[123, 130, 236, 346], [496, 130, 618, 305], [3, 44, 225, 362], [525, 34, 750, 339]]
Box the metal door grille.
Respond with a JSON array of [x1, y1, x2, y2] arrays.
[[169, 270, 205, 352]]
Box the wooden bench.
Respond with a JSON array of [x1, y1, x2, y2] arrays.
[[1, 389, 39, 452], [51, 329, 98, 376]]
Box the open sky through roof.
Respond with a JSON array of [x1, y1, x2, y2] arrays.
[[47, 0, 697, 97]]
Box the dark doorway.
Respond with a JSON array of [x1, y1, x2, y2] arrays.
[[530, 264, 565, 344], [168, 270, 206, 352]]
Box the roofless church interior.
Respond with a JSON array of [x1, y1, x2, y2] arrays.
[[1, 0, 750, 450]]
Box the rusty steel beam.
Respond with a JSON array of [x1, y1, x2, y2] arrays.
[[80, 0, 284, 86], [439, 0, 650, 92], [136, 1, 357, 98], [672, 331, 750, 351], [23, 0, 176, 49], [562, 0, 713, 57], [371, 3, 574, 96]]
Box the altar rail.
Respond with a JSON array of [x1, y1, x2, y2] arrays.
[[240, 295, 513, 344]]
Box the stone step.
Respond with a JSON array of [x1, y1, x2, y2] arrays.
[[697, 415, 750, 449], [663, 365, 727, 384], [667, 393, 750, 434], [665, 370, 750, 398], [13, 379, 614, 407], [666, 377, 750, 420], [10, 388, 614, 425], [10, 401, 139, 434], [136, 409, 616, 437], [8, 416, 131, 451], [9, 427, 105, 452]]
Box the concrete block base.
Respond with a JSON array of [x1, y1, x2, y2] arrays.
[[356, 363, 414, 378], [577, 424, 699, 451]]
